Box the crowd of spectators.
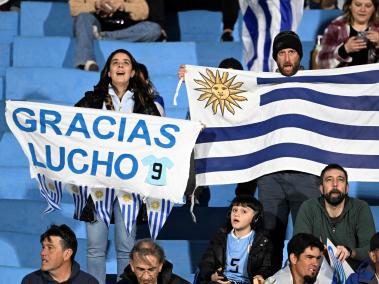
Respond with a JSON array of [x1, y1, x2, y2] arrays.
[[3, 0, 379, 283]]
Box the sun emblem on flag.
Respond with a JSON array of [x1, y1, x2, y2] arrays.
[[95, 191, 103, 199], [122, 193, 132, 203], [194, 68, 247, 115], [47, 182, 55, 191], [151, 201, 160, 210], [71, 185, 79, 194]]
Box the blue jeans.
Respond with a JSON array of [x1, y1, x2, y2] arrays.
[[86, 199, 136, 284], [73, 13, 161, 66]]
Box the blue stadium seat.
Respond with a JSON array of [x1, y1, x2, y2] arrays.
[[5, 67, 187, 118], [196, 42, 243, 68], [20, 1, 72, 36], [12, 37, 198, 75], [0, 11, 19, 37], [298, 9, 342, 42]]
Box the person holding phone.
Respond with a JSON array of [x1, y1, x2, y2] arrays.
[[317, 0, 379, 69]]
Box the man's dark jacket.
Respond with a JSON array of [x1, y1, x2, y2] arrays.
[[21, 261, 99, 284], [117, 260, 189, 284]]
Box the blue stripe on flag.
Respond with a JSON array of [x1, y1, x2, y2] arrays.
[[244, 6, 258, 70], [196, 114, 379, 144], [260, 87, 379, 110], [152, 211, 158, 239], [257, 70, 379, 84], [195, 143, 379, 174], [280, 0, 292, 30]]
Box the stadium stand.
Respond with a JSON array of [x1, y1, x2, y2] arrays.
[[0, 3, 378, 284]]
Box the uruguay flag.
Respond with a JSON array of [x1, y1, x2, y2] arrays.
[[117, 191, 142, 236], [184, 63, 379, 186], [69, 185, 89, 220], [90, 187, 116, 227], [37, 173, 63, 214], [239, 0, 304, 71], [146, 197, 173, 240]]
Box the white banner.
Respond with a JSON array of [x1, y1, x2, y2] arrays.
[[6, 100, 202, 203]]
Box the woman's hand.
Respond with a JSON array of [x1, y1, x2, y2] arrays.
[[344, 36, 367, 53], [366, 30, 379, 48]]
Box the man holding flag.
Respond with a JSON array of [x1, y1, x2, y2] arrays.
[[257, 31, 321, 272]]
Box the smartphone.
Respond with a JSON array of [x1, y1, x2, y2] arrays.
[[357, 31, 368, 43]]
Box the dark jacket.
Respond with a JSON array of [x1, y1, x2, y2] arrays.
[[75, 89, 161, 222], [117, 260, 189, 284], [346, 258, 378, 284], [21, 261, 99, 284], [198, 228, 274, 283]]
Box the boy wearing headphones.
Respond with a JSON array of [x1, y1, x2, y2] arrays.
[[197, 195, 274, 284]]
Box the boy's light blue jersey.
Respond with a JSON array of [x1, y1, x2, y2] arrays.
[[224, 230, 255, 284]]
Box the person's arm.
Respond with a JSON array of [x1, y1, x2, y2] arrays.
[[69, 0, 97, 16], [352, 202, 376, 260], [255, 238, 274, 279], [199, 231, 224, 283], [122, 0, 148, 21], [317, 19, 352, 69]]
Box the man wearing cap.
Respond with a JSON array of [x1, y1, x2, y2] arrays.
[[257, 31, 321, 273], [346, 232, 379, 283]]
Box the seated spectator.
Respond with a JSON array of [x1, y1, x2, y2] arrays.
[[317, 0, 379, 69], [294, 163, 376, 270], [346, 232, 379, 284], [197, 195, 273, 284], [138, 63, 165, 116], [164, 0, 240, 41], [117, 239, 189, 284], [21, 224, 99, 284], [69, 0, 161, 71], [264, 233, 333, 283]]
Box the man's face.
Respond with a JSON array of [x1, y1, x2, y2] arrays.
[[40, 236, 71, 273], [276, 48, 300, 76], [290, 247, 322, 282], [130, 254, 163, 284], [320, 168, 348, 206]]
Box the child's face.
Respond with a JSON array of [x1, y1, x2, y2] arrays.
[[230, 205, 256, 232]]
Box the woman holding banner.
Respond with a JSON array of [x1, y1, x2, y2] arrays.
[[75, 49, 161, 284]]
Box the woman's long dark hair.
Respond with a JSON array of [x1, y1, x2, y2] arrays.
[[94, 49, 153, 106]]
